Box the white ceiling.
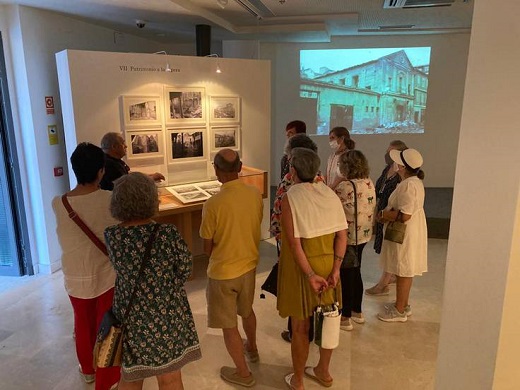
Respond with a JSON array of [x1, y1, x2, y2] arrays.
[[0, 0, 474, 43]]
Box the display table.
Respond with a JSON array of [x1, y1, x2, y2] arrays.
[[154, 166, 267, 256]]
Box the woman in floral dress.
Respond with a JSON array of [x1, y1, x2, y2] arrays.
[[105, 172, 201, 389]]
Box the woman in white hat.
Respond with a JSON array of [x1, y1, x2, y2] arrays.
[[376, 148, 428, 323]]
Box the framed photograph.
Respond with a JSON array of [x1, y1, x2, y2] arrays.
[[167, 128, 205, 163], [165, 180, 221, 204], [165, 185, 210, 204], [120, 96, 162, 127], [210, 96, 240, 123], [211, 126, 240, 152], [124, 130, 164, 165], [197, 180, 222, 196], [164, 87, 205, 124]]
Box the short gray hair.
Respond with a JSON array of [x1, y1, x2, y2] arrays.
[[100, 132, 123, 151], [284, 133, 318, 156], [110, 172, 159, 222], [290, 147, 320, 183]]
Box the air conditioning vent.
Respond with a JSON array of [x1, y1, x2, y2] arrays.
[[383, 0, 456, 8]]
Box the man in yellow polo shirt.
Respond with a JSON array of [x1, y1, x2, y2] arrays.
[[200, 149, 263, 388]]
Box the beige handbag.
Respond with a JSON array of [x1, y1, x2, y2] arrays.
[[384, 221, 407, 244], [93, 309, 123, 367]]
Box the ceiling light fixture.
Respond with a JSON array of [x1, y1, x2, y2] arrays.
[[154, 51, 173, 73], [206, 54, 222, 74]]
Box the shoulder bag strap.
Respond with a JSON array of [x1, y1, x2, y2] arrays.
[[61, 194, 108, 256], [121, 223, 160, 326], [348, 180, 359, 258]]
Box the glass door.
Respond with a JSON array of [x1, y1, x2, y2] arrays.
[[0, 33, 32, 276]]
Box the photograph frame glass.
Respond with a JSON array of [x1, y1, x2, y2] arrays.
[[124, 129, 165, 165], [166, 127, 206, 163], [164, 87, 206, 125], [120, 95, 162, 128], [210, 125, 240, 152], [209, 95, 241, 123]]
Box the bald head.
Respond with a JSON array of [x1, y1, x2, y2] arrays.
[[214, 148, 241, 173]]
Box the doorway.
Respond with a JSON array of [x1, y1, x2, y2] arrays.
[[0, 33, 32, 276], [330, 104, 353, 131]]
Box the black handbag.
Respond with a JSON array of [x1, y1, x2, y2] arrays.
[[342, 180, 359, 269], [93, 224, 159, 368], [260, 262, 278, 298]]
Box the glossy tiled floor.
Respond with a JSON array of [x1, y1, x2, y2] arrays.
[[0, 238, 447, 390]]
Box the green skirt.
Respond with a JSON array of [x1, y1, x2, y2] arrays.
[[277, 232, 342, 320]]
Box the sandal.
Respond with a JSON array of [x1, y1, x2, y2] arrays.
[[304, 366, 333, 388], [285, 373, 297, 389]]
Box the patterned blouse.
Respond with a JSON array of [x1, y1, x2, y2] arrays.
[[269, 171, 324, 241], [335, 178, 376, 245], [104, 222, 201, 381]]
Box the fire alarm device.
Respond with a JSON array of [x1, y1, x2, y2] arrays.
[[54, 167, 64, 177]]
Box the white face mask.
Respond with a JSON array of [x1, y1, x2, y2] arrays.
[[329, 140, 339, 150]]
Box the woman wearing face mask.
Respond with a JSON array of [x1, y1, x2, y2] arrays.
[[376, 148, 428, 323], [366, 140, 408, 296], [325, 127, 356, 190]]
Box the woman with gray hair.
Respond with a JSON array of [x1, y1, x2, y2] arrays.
[[277, 148, 347, 390], [269, 134, 324, 343], [104, 172, 201, 389]]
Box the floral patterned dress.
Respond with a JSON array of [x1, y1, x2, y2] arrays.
[[104, 222, 201, 381]]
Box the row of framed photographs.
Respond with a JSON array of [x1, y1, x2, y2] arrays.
[[121, 89, 240, 127], [125, 126, 240, 165]]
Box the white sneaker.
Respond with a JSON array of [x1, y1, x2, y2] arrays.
[[351, 312, 365, 324], [340, 317, 353, 331], [377, 305, 407, 323], [384, 302, 412, 316], [78, 365, 95, 384]]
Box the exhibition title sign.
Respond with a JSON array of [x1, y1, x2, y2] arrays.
[[118, 65, 181, 73]]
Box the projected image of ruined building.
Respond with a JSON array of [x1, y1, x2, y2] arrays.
[[300, 49, 429, 135]]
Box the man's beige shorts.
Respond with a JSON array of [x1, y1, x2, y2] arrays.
[[206, 268, 256, 329]]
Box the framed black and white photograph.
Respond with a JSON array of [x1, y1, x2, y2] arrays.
[[120, 96, 162, 127], [164, 87, 206, 124], [210, 96, 240, 123], [197, 180, 221, 193], [165, 185, 210, 204], [211, 126, 240, 152], [167, 128, 205, 163], [124, 130, 164, 165], [165, 180, 221, 203]]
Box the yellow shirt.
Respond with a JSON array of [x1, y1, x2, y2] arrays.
[[200, 179, 263, 280]]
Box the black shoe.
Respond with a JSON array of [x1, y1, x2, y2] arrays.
[[281, 330, 291, 343]]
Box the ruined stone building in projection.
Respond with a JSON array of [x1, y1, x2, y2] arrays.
[[300, 50, 429, 134]]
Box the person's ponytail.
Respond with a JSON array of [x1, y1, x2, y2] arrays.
[[345, 138, 356, 150], [417, 169, 425, 180]]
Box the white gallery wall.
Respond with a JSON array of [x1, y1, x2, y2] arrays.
[[260, 33, 470, 187], [0, 5, 196, 273], [436, 0, 520, 387], [56, 49, 271, 268]]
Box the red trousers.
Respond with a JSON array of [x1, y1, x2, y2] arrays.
[[69, 288, 120, 390]]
